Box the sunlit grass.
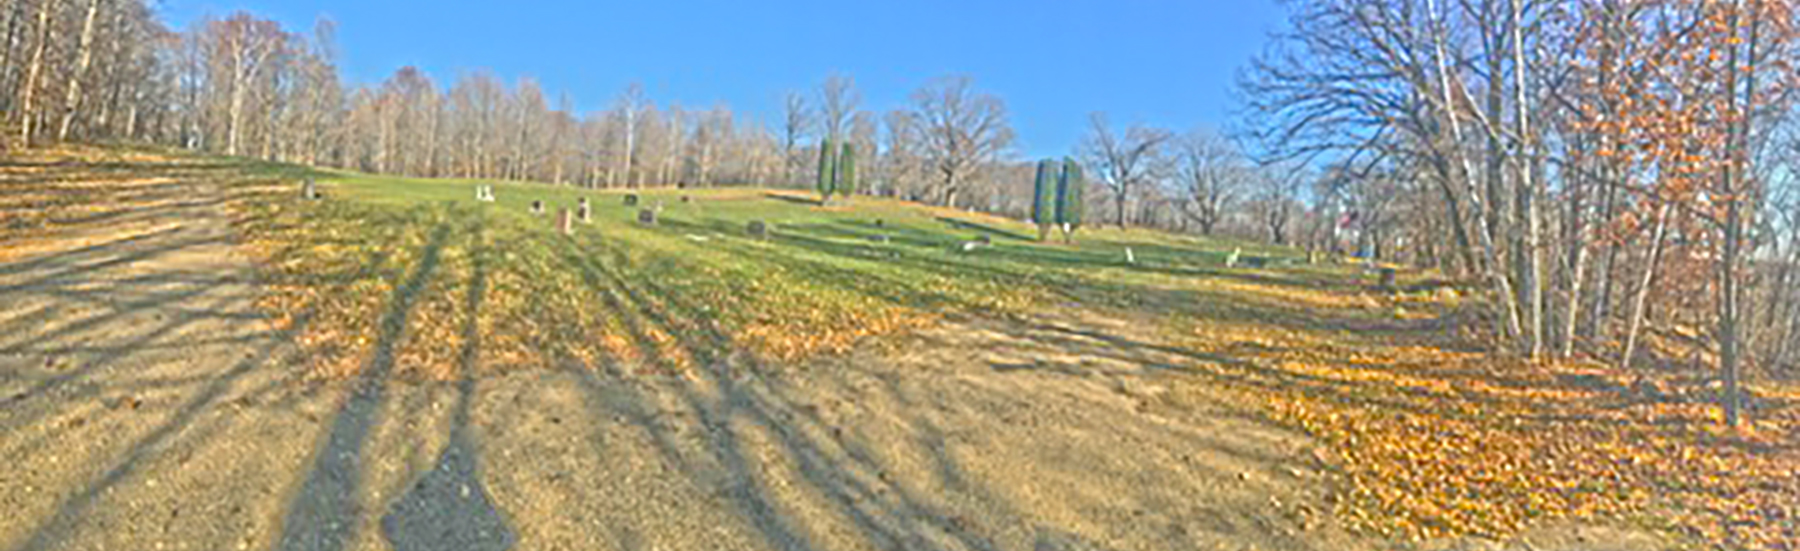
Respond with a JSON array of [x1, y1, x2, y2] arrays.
[[235, 170, 1363, 380]]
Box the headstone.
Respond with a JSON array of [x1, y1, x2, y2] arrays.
[[1225, 247, 1242, 268], [623, 194, 639, 207], [531, 200, 544, 214], [747, 220, 769, 240], [302, 177, 320, 200], [679, 195, 692, 204], [873, 219, 885, 228], [1125, 247, 1137, 265], [557, 208, 573, 235], [577, 198, 591, 223], [974, 235, 992, 246], [871, 234, 891, 244], [1379, 267, 1397, 291], [637, 208, 657, 226]]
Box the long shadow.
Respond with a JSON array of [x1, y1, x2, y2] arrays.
[[0, 225, 185, 277], [762, 192, 823, 206], [0, 280, 252, 433], [380, 216, 513, 551], [562, 235, 1006, 550], [553, 234, 827, 549], [8, 308, 314, 551], [774, 220, 1367, 316], [933, 215, 1035, 242], [275, 223, 451, 551]]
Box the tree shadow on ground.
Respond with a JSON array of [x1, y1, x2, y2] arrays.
[[520, 227, 1339, 551], [379, 218, 514, 551], [276, 223, 451, 551], [933, 216, 1036, 242], [762, 192, 823, 207]]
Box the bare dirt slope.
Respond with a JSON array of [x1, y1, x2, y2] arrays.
[[0, 151, 337, 551], [1, 151, 1666, 551]]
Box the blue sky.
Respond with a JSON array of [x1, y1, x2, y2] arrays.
[[157, 0, 1286, 159]]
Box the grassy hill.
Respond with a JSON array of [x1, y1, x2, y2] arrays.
[[230, 165, 1797, 547], [240, 169, 1370, 380]]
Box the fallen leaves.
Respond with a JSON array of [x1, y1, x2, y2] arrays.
[[1168, 306, 1799, 549]]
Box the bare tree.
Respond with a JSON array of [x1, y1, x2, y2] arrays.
[[612, 82, 647, 188], [781, 91, 811, 186], [203, 13, 288, 157], [1081, 113, 1171, 228], [817, 73, 860, 145], [1172, 128, 1244, 235], [908, 76, 1013, 208], [55, 0, 103, 141], [1251, 162, 1306, 245], [17, 0, 57, 144]]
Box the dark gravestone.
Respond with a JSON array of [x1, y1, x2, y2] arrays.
[[873, 219, 885, 228], [556, 208, 573, 235], [623, 194, 639, 207], [974, 235, 992, 246], [637, 208, 657, 226], [1379, 267, 1398, 292], [577, 198, 591, 223], [747, 220, 769, 240], [679, 195, 692, 204], [530, 200, 544, 214], [871, 234, 891, 244], [302, 177, 320, 200]]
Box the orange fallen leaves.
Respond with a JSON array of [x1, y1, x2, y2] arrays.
[[1173, 310, 1799, 549]]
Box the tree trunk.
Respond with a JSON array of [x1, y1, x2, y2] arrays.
[[1511, 0, 1544, 359], [18, 0, 55, 145], [1428, 0, 1522, 346], [1620, 202, 1672, 371], [56, 0, 102, 142], [0, 0, 24, 114], [1116, 184, 1129, 228], [1562, 170, 1589, 358], [1717, 0, 1759, 427]]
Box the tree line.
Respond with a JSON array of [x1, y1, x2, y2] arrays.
[[1, 1, 1282, 233], [1, 4, 1041, 212]]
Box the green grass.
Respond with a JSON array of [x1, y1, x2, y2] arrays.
[[235, 169, 1379, 379]]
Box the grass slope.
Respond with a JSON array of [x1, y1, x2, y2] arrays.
[[230, 168, 1797, 548], [239, 170, 1356, 379]]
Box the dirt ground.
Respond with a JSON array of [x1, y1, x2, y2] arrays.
[[0, 156, 1670, 551]]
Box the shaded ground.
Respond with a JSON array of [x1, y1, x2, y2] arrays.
[[3, 148, 1763, 551]]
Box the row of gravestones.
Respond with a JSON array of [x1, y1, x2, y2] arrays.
[[492, 187, 773, 240]]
